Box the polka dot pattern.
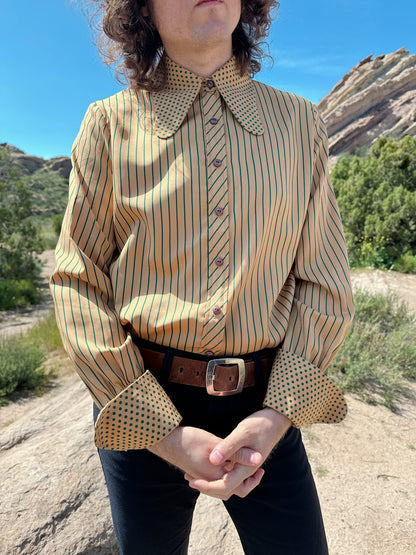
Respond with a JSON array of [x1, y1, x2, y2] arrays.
[[153, 58, 201, 139], [214, 58, 264, 136], [264, 349, 348, 427], [152, 55, 264, 139], [94, 371, 182, 450]]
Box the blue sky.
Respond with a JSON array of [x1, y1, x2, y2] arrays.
[[1, 0, 415, 159]]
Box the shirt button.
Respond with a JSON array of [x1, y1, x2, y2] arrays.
[[213, 159, 222, 168], [210, 117, 218, 125], [206, 350, 214, 357], [215, 257, 224, 266], [213, 306, 222, 315], [206, 80, 215, 89], [215, 206, 224, 216]]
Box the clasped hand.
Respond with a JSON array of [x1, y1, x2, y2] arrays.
[[148, 408, 291, 500]]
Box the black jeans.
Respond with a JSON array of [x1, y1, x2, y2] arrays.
[[95, 377, 328, 554]]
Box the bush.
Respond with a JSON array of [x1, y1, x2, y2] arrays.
[[0, 337, 47, 403], [27, 310, 63, 352], [0, 279, 41, 310], [353, 290, 414, 333], [0, 312, 62, 403], [332, 136, 416, 271], [22, 168, 68, 219], [329, 291, 416, 409], [0, 147, 44, 286], [392, 253, 416, 274], [52, 212, 65, 236]]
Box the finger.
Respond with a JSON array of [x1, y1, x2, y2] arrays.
[[229, 446, 262, 466], [232, 468, 265, 498], [223, 460, 235, 472], [210, 444, 262, 466], [187, 464, 259, 499], [209, 433, 244, 465], [209, 431, 262, 466]]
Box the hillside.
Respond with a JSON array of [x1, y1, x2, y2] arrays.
[[0, 143, 71, 179], [0, 143, 70, 219]]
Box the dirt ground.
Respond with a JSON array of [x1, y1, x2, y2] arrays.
[[1, 253, 415, 554], [307, 269, 415, 554]]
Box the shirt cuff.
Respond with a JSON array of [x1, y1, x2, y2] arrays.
[[263, 349, 347, 427], [94, 370, 182, 450]]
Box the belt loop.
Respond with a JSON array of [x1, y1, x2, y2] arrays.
[[160, 348, 174, 386]]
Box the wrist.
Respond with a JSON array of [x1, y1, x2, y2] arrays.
[[147, 425, 182, 457], [261, 407, 292, 439]]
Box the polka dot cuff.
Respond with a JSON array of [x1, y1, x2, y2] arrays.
[[263, 349, 347, 427], [94, 371, 182, 450]]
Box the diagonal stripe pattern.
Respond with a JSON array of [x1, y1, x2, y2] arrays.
[[199, 81, 231, 353]]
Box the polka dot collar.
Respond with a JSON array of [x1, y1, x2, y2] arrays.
[[152, 55, 264, 139]]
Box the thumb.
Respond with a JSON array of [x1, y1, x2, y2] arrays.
[[209, 434, 262, 467]]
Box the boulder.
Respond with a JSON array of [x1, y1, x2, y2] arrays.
[[46, 157, 72, 180], [0, 371, 242, 554]]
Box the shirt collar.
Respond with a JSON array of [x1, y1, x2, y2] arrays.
[[152, 56, 264, 139]]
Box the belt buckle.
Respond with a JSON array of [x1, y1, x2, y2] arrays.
[[206, 358, 245, 396]]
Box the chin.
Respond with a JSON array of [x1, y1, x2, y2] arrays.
[[195, 21, 232, 43]]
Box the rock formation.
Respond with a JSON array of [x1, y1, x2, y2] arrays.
[[0, 142, 72, 180], [0, 371, 242, 554], [318, 47, 416, 157]]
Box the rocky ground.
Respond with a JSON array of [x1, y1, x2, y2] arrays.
[[1, 254, 415, 554]]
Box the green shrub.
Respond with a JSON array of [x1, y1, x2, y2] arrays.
[[392, 253, 416, 274], [22, 169, 68, 219], [0, 312, 63, 403], [37, 217, 59, 250], [27, 310, 63, 352], [52, 212, 65, 237], [0, 337, 47, 403], [0, 279, 41, 310], [353, 290, 414, 333], [0, 147, 44, 288], [332, 136, 416, 271], [329, 290, 416, 410]]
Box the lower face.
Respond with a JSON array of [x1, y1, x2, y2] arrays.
[[147, 0, 242, 57]]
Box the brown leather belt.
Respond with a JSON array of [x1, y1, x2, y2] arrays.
[[139, 344, 275, 397]]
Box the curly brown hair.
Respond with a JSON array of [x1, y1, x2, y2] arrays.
[[91, 0, 279, 91]]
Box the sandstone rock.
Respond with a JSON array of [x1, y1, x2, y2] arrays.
[[318, 47, 416, 158], [46, 156, 72, 180], [0, 372, 242, 554], [0, 375, 118, 554], [9, 152, 46, 175]]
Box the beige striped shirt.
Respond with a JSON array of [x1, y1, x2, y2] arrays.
[[51, 56, 354, 450]]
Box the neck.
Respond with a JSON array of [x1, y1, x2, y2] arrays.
[[163, 43, 233, 77]]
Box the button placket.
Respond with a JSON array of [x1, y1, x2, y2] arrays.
[[199, 80, 230, 352]]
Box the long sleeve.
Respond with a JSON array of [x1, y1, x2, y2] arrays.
[[263, 110, 354, 427], [50, 103, 181, 450]]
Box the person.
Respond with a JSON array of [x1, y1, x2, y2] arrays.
[[50, 1, 354, 553]]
